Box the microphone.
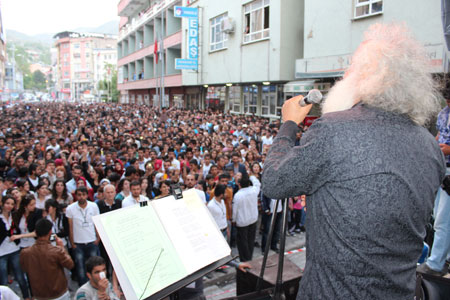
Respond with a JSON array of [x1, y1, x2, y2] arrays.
[[299, 89, 323, 107]]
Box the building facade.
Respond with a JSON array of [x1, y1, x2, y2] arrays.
[[118, 0, 449, 116], [0, 6, 5, 93], [54, 32, 117, 101], [296, 0, 449, 80], [117, 0, 183, 107], [117, 0, 313, 118]]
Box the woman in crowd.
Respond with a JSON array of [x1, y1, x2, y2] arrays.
[[115, 178, 130, 202], [0, 196, 30, 300], [249, 162, 262, 181], [55, 166, 67, 182], [34, 182, 51, 210], [16, 179, 31, 199], [140, 177, 149, 198], [45, 200, 69, 248], [51, 179, 73, 206], [12, 194, 43, 249], [154, 180, 171, 199]]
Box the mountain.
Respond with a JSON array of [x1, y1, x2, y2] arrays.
[[5, 29, 53, 46], [72, 20, 119, 36], [5, 20, 120, 46]]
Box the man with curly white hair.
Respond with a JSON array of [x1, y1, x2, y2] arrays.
[[262, 23, 446, 299]]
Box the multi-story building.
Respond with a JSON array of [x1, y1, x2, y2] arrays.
[[296, 0, 449, 83], [4, 61, 23, 92], [182, 0, 308, 117], [118, 0, 449, 116], [0, 7, 6, 93], [117, 0, 310, 118], [54, 31, 117, 101], [117, 0, 183, 106]]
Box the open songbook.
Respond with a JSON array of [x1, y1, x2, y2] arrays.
[[93, 189, 232, 300]]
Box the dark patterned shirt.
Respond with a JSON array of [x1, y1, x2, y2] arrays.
[[262, 103, 445, 300]]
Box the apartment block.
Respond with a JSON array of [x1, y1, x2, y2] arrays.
[[54, 31, 117, 101]]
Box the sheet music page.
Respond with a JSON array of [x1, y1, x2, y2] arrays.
[[94, 204, 187, 300], [151, 189, 231, 274]]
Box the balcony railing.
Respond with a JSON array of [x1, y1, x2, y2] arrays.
[[118, 0, 131, 16], [118, 0, 177, 41]]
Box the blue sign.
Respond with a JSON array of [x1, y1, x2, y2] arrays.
[[174, 6, 198, 18], [175, 59, 198, 70], [188, 18, 198, 59]]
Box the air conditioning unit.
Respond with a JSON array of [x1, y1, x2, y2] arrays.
[[221, 18, 235, 34]]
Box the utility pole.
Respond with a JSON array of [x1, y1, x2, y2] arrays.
[[160, 7, 165, 108]]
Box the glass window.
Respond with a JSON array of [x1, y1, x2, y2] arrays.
[[210, 13, 228, 52], [229, 86, 241, 113], [244, 0, 270, 43], [354, 0, 383, 19], [74, 43, 80, 49], [243, 86, 258, 114], [261, 85, 277, 116]]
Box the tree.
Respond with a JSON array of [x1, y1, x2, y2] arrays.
[[103, 63, 119, 102], [32, 70, 46, 91]]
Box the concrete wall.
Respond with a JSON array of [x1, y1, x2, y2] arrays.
[[182, 0, 305, 86], [303, 0, 444, 59]]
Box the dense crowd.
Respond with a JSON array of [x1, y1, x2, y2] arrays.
[[0, 102, 307, 299]]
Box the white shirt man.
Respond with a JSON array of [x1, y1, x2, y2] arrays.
[[122, 182, 149, 208], [232, 175, 261, 262], [207, 185, 228, 232], [66, 190, 100, 244], [261, 133, 273, 147], [232, 175, 261, 227], [185, 174, 206, 204]]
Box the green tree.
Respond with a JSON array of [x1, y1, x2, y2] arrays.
[[103, 63, 119, 102], [32, 70, 46, 91]]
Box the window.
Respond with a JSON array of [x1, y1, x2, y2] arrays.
[[63, 53, 68, 61], [228, 86, 241, 113], [74, 43, 80, 49], [354, 0, 383, 19], [62, 43, 69, 49], [64, 71, 69, 77], [85, 43, 90, 48], [243, 86, 258, 114], [74, 53, 80, 58], [64, 62, 69, 66], [210, 13, 228, 51], [86, 53, 90, 58], [261, 85, 277, 115], [244, 0, 270, 43], [63, 83, 70, 88]]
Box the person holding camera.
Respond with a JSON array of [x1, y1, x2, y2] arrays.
[[75, 256, 120, 300], [20, 218, 74, 300]]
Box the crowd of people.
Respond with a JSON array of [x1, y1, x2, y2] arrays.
[[0, 102, 307, 299]]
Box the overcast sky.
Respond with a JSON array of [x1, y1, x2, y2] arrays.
[[1, 0, 119, 35]]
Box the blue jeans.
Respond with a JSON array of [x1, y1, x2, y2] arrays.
[[73, 242, 99, 285], [427, 168, 450, 271], [0, 250, 30, 298]]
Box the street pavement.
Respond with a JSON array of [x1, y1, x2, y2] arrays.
[[203, 231, 306, 300]]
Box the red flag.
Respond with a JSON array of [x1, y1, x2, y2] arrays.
[[154, 40, 158, 64]]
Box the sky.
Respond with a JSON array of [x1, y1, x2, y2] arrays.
[[1, 0, 119, 35]]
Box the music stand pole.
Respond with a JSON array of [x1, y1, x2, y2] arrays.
[[273, 198, 289, 299], [256, 198, 281, 292]]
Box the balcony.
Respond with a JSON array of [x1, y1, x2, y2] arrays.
[[118, 0, 147, 17], [118, 0, 178, 41]]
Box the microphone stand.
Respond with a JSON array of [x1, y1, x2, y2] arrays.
[[255, 198, 289, 300]]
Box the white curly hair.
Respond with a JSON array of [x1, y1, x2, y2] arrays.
[[322, 23, 442, 126]]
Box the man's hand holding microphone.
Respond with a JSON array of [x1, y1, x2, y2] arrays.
[[282, 89, 323, 125]]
